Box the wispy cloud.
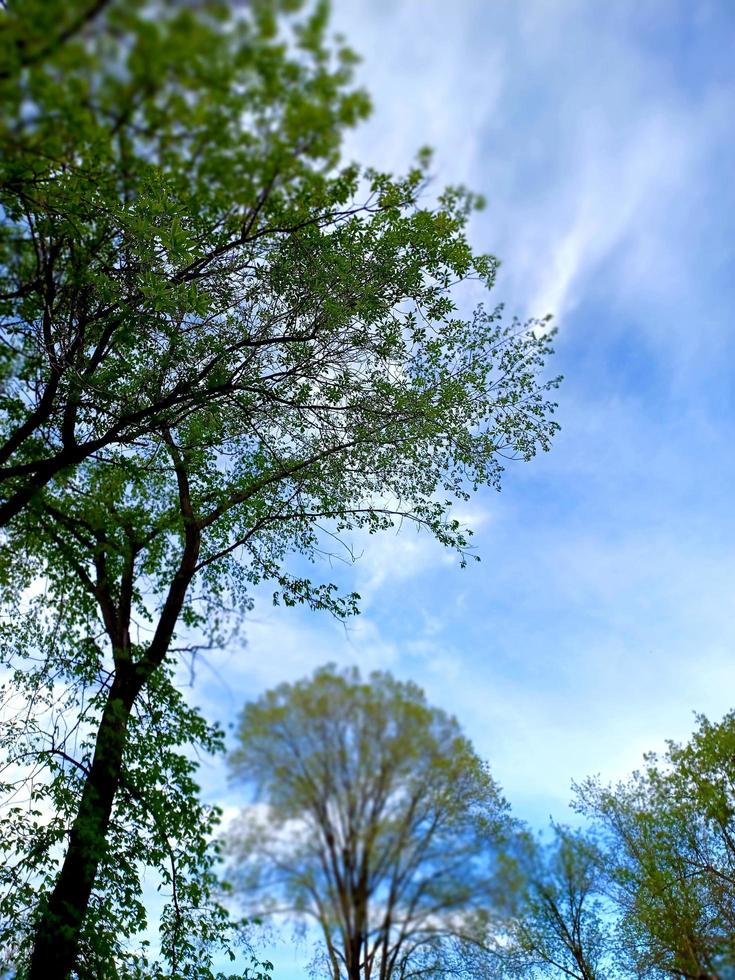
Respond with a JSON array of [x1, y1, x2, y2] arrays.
[[337, 0, 735, 342]]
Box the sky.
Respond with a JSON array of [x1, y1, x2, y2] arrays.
[[189, 1, 735, 973]]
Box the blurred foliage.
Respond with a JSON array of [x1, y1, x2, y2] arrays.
[[227, 664, 516, 980], [493, 713, 735, 980]]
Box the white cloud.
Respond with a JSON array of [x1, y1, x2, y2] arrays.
[[334, 0, 504, 183]]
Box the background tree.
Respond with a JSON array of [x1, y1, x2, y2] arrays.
[[501, 824, 615, 980], [577, 713, 735, 979], [0, 0, 560, 976], [496, 713, 735, 980], [226, 664, 514, 980]]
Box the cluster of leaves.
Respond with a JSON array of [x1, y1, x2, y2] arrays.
[[0, 0, 373, 517]]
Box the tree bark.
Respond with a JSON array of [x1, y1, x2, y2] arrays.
[[28, 667, 142, 980]]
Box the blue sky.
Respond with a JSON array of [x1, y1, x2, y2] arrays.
[[191, 1, 735, 973]]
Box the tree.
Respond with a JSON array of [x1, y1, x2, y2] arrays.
[[501, 824, 615, 980], [0, 1, 560, 976], [226, 665, 514, 980], [577, 715, 735, 979]]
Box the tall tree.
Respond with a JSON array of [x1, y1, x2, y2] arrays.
[[226, 665, 513, 980], [0, 1, 560, 977]]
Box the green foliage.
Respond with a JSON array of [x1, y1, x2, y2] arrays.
[[491, 713, 735, 979], [227, 664, 514, 980], [0, 0, 375, 525]]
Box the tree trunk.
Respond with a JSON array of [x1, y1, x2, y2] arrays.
[[28, 667, 141, 979], [347, 927, 363, 980]]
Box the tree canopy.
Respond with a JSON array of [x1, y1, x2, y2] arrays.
[[0, 1, 559, 977], [227, 664, 514, 980]]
